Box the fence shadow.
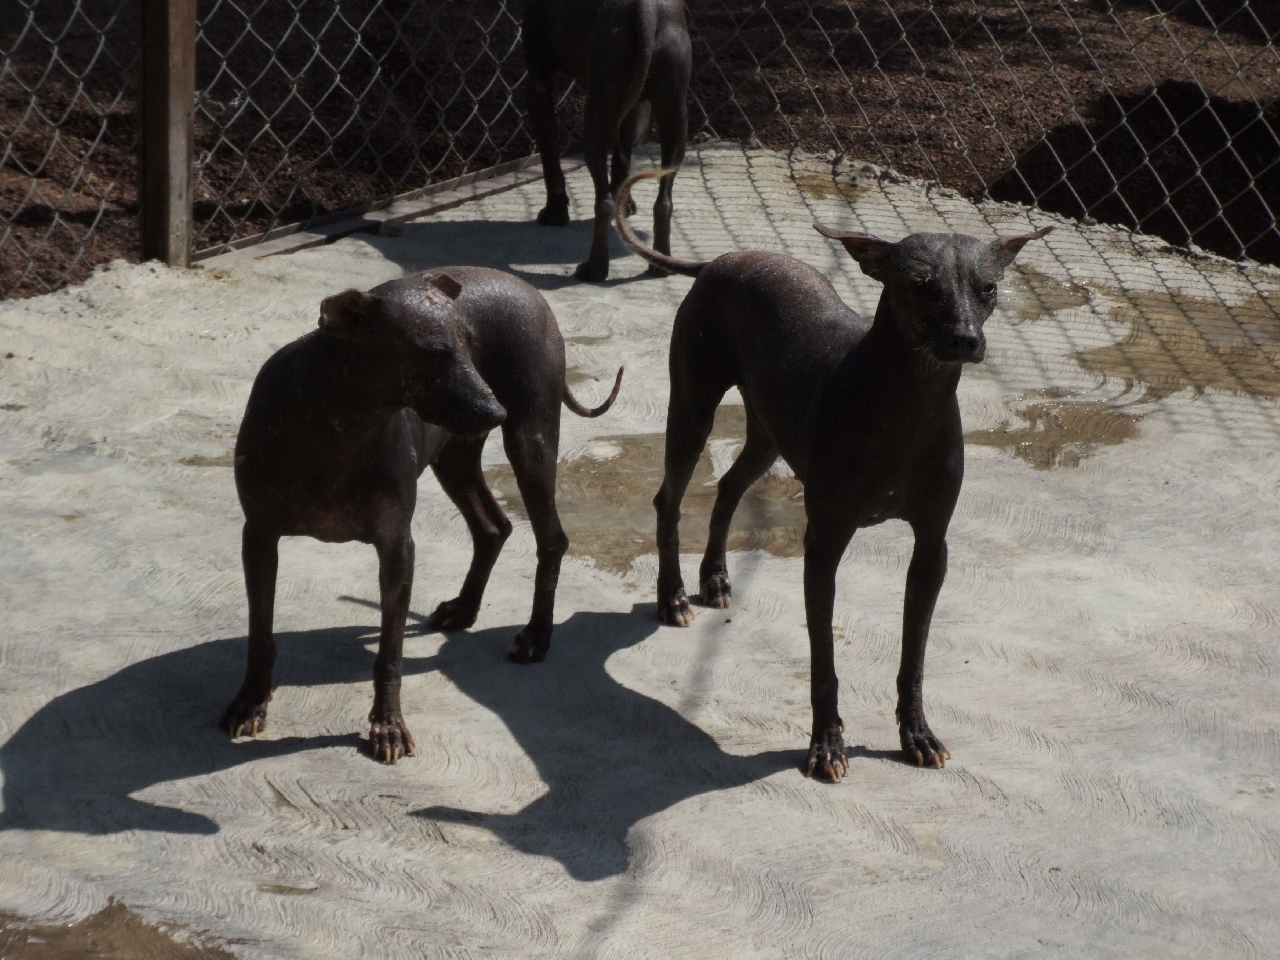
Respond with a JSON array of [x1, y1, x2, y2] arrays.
[[0, 625, 437, 836], [411, 604, 799, 882]]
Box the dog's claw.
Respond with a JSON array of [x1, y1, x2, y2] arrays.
[[899, 713, 949, 768], [426, 597, 479, 632], [659, 590, 694, 627], [699, 572, 732, 609], [368, 713, 415, 765], [805, 726, 848, 782], [220, 689, 270, 739], [507, 626, 550, 664]]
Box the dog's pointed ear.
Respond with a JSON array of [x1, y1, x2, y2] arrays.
[[319, 288, 374, 339], [988, 226, 1053, 271], [814, 224, 894, 280], [427, 272, 462, 300]]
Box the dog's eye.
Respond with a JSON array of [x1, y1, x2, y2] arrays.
[[913, 275, 935, 289], [980, 282, 997, 298]]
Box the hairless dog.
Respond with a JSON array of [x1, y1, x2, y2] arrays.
[[523, 0, 691, 281], [614, 169, 1050, 780], [222, 267, 622, 763]]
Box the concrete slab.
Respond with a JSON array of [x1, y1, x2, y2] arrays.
[[1, 143, 1278, 958]]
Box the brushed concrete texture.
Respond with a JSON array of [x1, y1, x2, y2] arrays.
[[1, 143, 1277, 958]]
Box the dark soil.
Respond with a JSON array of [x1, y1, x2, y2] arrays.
[[3, 0, 1278, 299]]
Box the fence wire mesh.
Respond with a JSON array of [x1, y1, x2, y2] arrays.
[[2, 0, 1277, 297]]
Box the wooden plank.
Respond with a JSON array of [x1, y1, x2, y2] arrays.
[[198, 160, 580, 271], [138, 0, 196, 267]]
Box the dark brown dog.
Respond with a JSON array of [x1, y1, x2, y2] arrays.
[[523, 0, 691, 281], [615, 169, 1050, 780], [221, 267, 622, 763]]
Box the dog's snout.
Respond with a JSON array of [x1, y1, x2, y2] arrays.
[[943, 324, 984, 361], [485, 403, 507, 428]]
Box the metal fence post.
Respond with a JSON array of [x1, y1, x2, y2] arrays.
[[139, 0, 196, 267]]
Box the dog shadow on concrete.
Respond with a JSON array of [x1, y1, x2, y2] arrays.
[[0, 624, 436, 836], [396, 602, 799, 882], [362, 218, 653, 293]]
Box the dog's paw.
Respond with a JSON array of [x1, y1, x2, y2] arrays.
[[219, 689, 271, 738], [426, 597, 479, 631], [536, 199, 570, 226], [645, 263, 672, 279], [573, 259, 609, 283], [624, 196, 638, 217], [659, 589, 695, 627], [368, 711, 416, 765], [507, 626, 550, 664], [899, 713, 950, 768], [805, 725, 848, 782], [699, 572, 732, 608]]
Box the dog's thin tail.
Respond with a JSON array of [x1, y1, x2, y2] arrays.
[[563, 366, 624, 418], [614, 169, 708, 277]]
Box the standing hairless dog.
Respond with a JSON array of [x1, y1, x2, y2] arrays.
[[523, 0, 691, 281], [222, 267, 622, 763], [614, 168, 1051, 780]]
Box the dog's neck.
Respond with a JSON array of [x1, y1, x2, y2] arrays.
[[863, 297, 964, 399], [306, 333, 410, 428]]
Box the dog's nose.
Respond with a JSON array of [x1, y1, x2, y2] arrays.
[[485, 404, 507, 428], [945, 326, 983, 359]]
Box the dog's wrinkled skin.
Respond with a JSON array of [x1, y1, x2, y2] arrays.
[[523, 0, 691, 281], [222, 267, 622, 763], [615, 169, 1051, 780]]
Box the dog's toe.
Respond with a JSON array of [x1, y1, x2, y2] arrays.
[[573, 260, 609, 283], [645, 263, 672, 279], [220, 690, 271, 739], [426, 597, 479, 631], [900, 721, 950, 768], [507, 627, 550, 664], [536, 201, 570, 226], [699, 573, 732, 609], [368, 715, 416, 765], [805, 727, 848, 782], [659, 590, 695, 627]]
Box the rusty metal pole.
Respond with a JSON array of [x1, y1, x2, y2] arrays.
[[139, 0, 196, 266]]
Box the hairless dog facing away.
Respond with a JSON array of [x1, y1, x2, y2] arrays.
[[223, 268, 622, 763], [523, 0, 691, 281], [614, 169, 1051, 780]]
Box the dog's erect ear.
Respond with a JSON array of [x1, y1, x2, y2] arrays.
[[988, 226, 1053, 271], [318, 288, 374, 339], [814, 224, 894, 281], [426, 272, 463, 300]]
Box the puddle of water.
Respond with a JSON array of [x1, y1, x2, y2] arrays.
[[1079, 286, 1280, 401], [1001, 264, 1093, 323], [965, 389, 1141, 469], [0, 903, 236, 959], [177, 453, 234, 468], [489, 405, 807, 573]]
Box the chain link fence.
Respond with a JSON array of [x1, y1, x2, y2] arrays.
[[3, 0, 1277, 297]]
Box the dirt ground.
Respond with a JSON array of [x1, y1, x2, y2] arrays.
[[3, 0, 1277, 298], [1, 143, 1278, 957]]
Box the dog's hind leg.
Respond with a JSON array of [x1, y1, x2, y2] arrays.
[[221, 523, 280, 737], [698, 405, 777, 608], [646, 48, 689, 275], [426, 436, 512, 632], [611, 101, 647, 216], [502, 419, 569, 663], [527, 68, 570, 227]]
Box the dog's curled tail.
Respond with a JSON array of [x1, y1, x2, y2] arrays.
[[613, 169, 708, 277], [563, 366, 624, 418]]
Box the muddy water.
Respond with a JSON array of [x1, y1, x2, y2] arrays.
[[0, 903, 236, 959], [1001, 264, 1280, 400], [490, 405, 807, 573], [966, 389, 1142, 469]]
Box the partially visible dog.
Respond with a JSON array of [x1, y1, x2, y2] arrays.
[[615, 168, 1050, 780], [523, 0, 691, 281], [222, 267, 622, 763]]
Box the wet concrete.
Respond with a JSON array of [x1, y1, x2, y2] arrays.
[[966, 389, 1142, 469], [490, 404, 806, 573], [1079, 284, 1280, 401], [1002, 264, 1093, 321], [0, 903, 236, 960]]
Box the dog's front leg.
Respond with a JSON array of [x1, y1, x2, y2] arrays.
[[802, 512, 855, 781], [369, 533, 417, 764], [896, 530, 950, 768], [220, 523, 279, 737]]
